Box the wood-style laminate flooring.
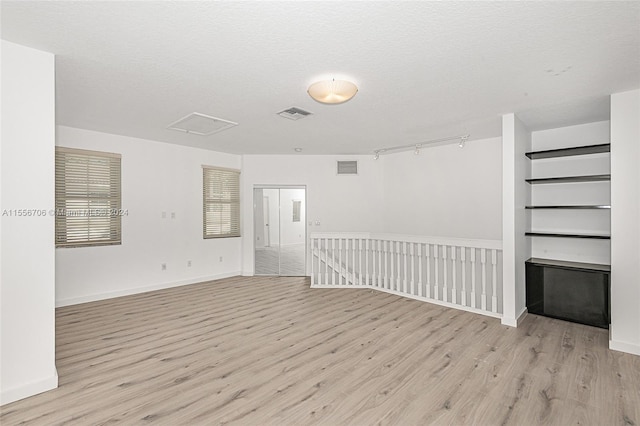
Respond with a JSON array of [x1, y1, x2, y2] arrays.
[[1, 276, 639, 425]]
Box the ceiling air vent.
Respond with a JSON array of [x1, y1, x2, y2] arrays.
[[277, 107, 313, 121], [337, 161, 358, 175], [167, 112, 238, 136]]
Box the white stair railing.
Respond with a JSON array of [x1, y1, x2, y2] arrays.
[[310, 232, 503, 319]]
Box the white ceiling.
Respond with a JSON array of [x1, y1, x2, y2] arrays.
[[2, 1, 639, 155]]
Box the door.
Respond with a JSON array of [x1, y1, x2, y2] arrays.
[[254, 186, 306, 276]]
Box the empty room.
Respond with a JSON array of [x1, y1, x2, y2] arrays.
[[1, 1, 639, 425]]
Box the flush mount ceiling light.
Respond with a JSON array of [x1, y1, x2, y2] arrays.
[[307, 79, 358, 104]]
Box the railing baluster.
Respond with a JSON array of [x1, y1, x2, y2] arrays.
[[481, 248, 487, 311], [410, 243, 415, 296], [426, 244, 432, 299], [492, 249, 498, 313], [383, 240, 389, 289], [470, 247, 476, 308], [461, 247, 467, 306], [451, 246, 457, 305], [434, 245, 439, 300], [332, 239, 336, 286], [417, 244, 423, 297], [396, 241, 401, 291], [403, 242, 408, 293], [324, 238, 329, 285], [389, 241, 396, 290], [378, 239, 382, 288], [365, 239, 370, 286], [372, 240, 377, 287], [442, 245, 448, 302], [345, 238, 349, 286], [358, 239, 363, 286]]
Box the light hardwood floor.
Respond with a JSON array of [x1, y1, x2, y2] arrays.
[[1, 276, 638, 425]]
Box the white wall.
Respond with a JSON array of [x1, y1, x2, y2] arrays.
[[241, 155, 384, 274], [381, 137, 502, 239], [530, 121, 611, 264], [1, 41, 58, 405], [55, 126, 242, 306], [610, 89, 640, 356], [502, 114, 531, 327]]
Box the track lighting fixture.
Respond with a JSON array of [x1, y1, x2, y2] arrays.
[[372, 134, 470, 158], [459, 136, 468, 149]]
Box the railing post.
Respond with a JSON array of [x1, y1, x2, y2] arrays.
[[365, 239, 370, 286]]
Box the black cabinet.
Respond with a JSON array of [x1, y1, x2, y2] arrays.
[[525, 258, 610, 328]]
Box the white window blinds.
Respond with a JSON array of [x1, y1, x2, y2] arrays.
[[203, 166, 240, 238], [55, 147, 122, 248]]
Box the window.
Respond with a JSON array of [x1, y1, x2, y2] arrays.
[[292, 200, 301, 222], [55, 147, 122, 248], [203, 166, 240, 238]]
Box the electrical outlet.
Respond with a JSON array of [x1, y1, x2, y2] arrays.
[[219, 256, 223, 262], [161, 212, 167, 219], [171, 212, 176, 219], [161, 263, 166, 270], [187, 260, 192, 267]]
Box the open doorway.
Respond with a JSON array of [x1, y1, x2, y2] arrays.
[[253, 186, 306, 276]]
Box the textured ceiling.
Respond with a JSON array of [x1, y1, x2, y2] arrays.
[[2, 1, 639, 154]]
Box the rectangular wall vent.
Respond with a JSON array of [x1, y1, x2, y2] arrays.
[[337, 160, 358, 175], [277, 107, 313, 121]]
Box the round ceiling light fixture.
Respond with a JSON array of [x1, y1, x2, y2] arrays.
[[307, 78, 358, 104]]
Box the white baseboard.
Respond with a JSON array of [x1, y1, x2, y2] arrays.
[[501, 308, 528, 327], [1, 369, 58, 406], [609, 339, 640, 356], [55, 272, 241, 307]]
